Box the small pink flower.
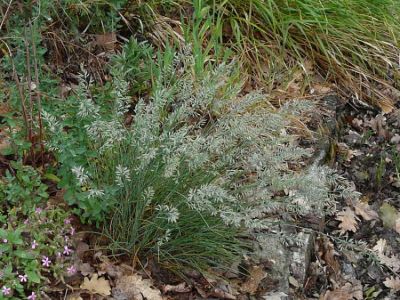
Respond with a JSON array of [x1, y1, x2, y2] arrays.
[[42, 256, 51, 267], [23, 219, 29, 225], [31, 240, 38, 249], [2, 239, 7, 243], [27, 292, 36, 300], [63, 245, 72, 255], [64, 217, 72, 224], [18, 274, 28, 283], [35, 207, 42, 214], [67, 265, 76, 275], [2, 286, 11, 295]]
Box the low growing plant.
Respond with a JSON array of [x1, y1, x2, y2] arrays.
[[0, 160, 76, 299], [0, 205, 76, 299], [0, 162, 49, 214]]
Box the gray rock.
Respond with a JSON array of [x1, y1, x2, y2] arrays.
[[289, 231, 315, 285], [253, 233, 290, 297]]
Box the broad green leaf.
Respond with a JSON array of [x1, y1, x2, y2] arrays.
[[15, 250, 35, 259], [26, 269, 41, 284]]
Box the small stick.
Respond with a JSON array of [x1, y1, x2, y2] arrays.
[[30, 21, 45, 164], [24, 26, 35, 165], [0, 0, 13, 32]]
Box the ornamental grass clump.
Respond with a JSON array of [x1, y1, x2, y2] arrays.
[[43, 45, 340, 273]]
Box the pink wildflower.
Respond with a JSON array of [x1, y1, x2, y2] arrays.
[[35, 207, 42, 214], [42, 256, 51, 267], [18, 274, 28, 283], [63, 245, 72, 255], [27, 292, 36, 300], [2, 239, 7, 243], [2, 286, 11, 295], [67, 265, 76, 275], [64, 217, 72, 224], [31, 240, 38, 249]]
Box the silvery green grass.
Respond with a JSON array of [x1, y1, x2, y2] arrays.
[[42, 43, 358, 274]]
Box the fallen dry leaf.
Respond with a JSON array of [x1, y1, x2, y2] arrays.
[[353, 200, 379, 221], [310, 83, 332, 95], [317, 237, 341, 275], [377, 254, 400, 272], [351, 118, 363, 130], [94, 32, 117, 51], [336, 207, 359, 234], [372, 239, 387, 254], [75, 242, 89, 259], [98, 258, 122, 278], [241, 265, 267, 294], [66, 295, 83, 300], [209, 288, 236, 300], [78, 262, 94, 276], [367, 114, 389, 138], [162, 282, 191, 294], [194, 284, 208, 298], [320, 281, 363, 300], [384, 276, 400, 292], [113, 274, 163, 300], [392, 176, 400, 188], [372, 239, 400, 272], [80, 274, 111, 296], [336, 143, 362, 162]]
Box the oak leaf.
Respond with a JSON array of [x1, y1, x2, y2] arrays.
[[78, 262, 94, 276], [336, 207, 359, 234], [384, 276, 400, 292], [377, 254, 400, 272], [80, 274, 111, 296], [320, 281, 362, 300], [320, 280, 363, 300], [372, 239, 400, 272], [353, 201, 378, 221], [317, 238, 340, 274], [114, 274, 163, 300]]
